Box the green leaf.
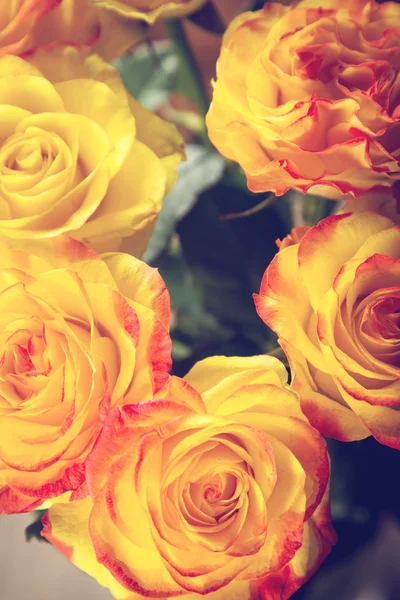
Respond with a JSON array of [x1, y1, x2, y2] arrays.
[[144, 145, 225, 263], [164, 20, 210, 117], [114, 41, 179, 110], [172, 339, 193, 361], [211, 181, 288, 293], [152, 176, 291, 375], [176, 184, 279, 352], [154, 240, 234, 375]]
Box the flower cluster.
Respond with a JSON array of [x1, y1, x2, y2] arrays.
[[1, 0, 399, 599]]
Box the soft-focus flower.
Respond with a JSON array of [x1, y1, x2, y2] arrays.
[[0, 0, 58, 56], [0, 236, 172, 514], [29, 0, 148, 61], [207, 0, 400, 197], [0, 46, 184, 255], [255, 211, 400, 447], [88, 0, 208, 24], [43, 355, 335, 600], [0, 0, 144, 61]]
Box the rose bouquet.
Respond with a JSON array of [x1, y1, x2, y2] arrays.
[[0, 1, 399, 599]]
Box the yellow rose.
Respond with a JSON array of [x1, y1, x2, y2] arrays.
[[0, 0, 144, 62], [42, 355, 335, 600], [207, 0, 400, 197], [255, 211, 400, 447], [0, 236, 172, 513], [28, 0, 149, 62], [0, 46, 184, 255], [88, 0, 208, 24]]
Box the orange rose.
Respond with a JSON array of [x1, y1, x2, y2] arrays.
[[0, 0, 144, 61], [255, 211, 400, 447], [207, 0, 400, 197], [88, 0, 208, 24], [0, 236, 172, 514], [43, 355, 335, 600]]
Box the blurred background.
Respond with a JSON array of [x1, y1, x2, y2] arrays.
[[2, 0, 400, 598]]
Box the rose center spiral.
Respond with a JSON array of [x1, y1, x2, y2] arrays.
[[0, 134, 52, 176], [0, 319, 50, 404], [363, 293, 400, 340]]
